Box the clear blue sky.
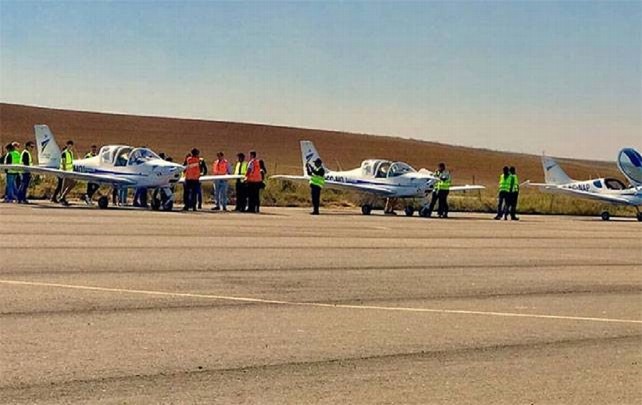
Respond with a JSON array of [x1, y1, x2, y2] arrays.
[[1, 0, 640, 160]]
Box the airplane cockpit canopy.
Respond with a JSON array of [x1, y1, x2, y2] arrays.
[[98, 145, 159, 167], [361, 159, 416, 178], [128, 148, 161, 165], [603, 178, 626, 190], [387, 162, 416, 177], [617, 148, 642, 186]]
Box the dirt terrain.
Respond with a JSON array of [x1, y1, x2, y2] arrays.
[[0, 103, 621, 185]]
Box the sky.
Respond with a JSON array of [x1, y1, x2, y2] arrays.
[[1, 0, 640, 160]]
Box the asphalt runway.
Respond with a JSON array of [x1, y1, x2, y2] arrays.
[[1, 202, 641, 404]]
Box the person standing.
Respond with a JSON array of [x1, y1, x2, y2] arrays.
[[425, 163, 451, 218], [233, 153, 248, 212], [196, 155, 207, 209], [306, 158, 325, 215], [3, 143, 20, 203], [505, 166, 520, 221], [245, 150, 263, 213], [183, 148, 201, 211], [494, 166, 511, 220], [84, 145, 99, 205], [212, 152, 231, 211], [58, 140, 76, 205], [17, 141, 35, 203]]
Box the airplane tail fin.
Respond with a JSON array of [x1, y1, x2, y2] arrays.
[[34, 125, 61, 168], [542, 154, 572, 185], [300, 140, 325, 175]]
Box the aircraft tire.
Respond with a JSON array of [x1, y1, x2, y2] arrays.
[[97, 196, 109, 209], [361, 204, 372, 215], [600, 211, 610, 221], [404, 206, 415, 216], [637, 212, 642, 222]]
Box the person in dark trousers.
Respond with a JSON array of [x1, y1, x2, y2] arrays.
[[84, 145, 99, 205], [17, 141, 35, 203], [426, 163, 451, 218], [195, 156, 207, 209], [306, 158, 325, 215], [494, 166, 510, 220], [505, 166, 520, 220], [245, 151, 263, 213], [233, 153, 248, 212], [183, 149, 201, 211]]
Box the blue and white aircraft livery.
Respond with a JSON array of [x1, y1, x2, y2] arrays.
[[272, 140, 484, 216], [528, 148, 642, 221], [0, 125, 242, 210]]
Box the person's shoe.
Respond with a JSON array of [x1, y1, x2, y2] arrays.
[[494, 216, 501, 220], [222, 207, 227, 211], [511, 216, 520, 221], [181, 207, 189, 211], [212, 206, 220, 211], [503, 216, 508, 221], [384, 211, 397, 216], [51, 197, 59, 203], [311, 211, 319, 215], [84, 195, 93, 206], [60, 199, 70, 206], [198, 205, 202, 210]]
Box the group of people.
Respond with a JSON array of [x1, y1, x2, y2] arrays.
[[182, 148, 267, 212], [496, 166, 520, 220], [1, 141, 35, 204]]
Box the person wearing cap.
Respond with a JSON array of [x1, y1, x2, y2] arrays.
[[306, 157, 325, 215], [17, 141, 35, 203], [233, 153, 248, 212], [212, 152, 231, 211], [57, 140, 76, 205]]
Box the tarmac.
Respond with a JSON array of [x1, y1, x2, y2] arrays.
[[0, 202, 641, 404]]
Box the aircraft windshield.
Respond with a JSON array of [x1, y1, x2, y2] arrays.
[[114, 147, 133, 166], [375, 161, 391, 178], [617, 148, 642, 185], [128, 148, 160, 165], [387, 162, 415, 177], [604, 178, 626, 190]]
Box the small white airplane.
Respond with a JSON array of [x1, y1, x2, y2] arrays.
[[527, 148, 642, 221], [0, 125, 242, 210], [272, 140, 484, 216]]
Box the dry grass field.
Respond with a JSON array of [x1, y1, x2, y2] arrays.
[[0, 103, 632, 216]]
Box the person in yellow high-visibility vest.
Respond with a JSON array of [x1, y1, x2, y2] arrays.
[[3, 143, 21, 203], [426, 163, 451, 218], [505, 166, 520, 221], [17, 141, 35, 203], [57, 140, 76, 206], [306, 158, 325, 215], [494, 166, 511, 220], [233, 153, 248, 212]]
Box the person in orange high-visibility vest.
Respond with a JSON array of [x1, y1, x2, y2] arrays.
[[245, 150, 263, 213], [212, 152, 231, 211], [182, 148, 201, 211]]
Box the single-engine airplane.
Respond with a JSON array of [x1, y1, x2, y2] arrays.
[[0, 125, 242, 210], [271, 140, 484, 216], [527, 148, 642, 221]]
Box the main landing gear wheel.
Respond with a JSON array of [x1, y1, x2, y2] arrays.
[[600, 211, 611, 221], [404, 206, 415, 217], [361, 204, 373, 215], [419, 206, 430, 218], [97, 196, 109, 209]]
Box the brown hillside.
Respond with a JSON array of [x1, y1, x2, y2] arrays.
[[0, 103, 620, 185]]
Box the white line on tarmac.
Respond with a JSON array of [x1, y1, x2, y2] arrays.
[[1, 279, 641, 325]]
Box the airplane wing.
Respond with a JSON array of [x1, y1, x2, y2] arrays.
[[449, 185, 485, 192], [526, 182, 633, 205], [177, 174, 245, 183], [271, 175, 396, 196], [0, 165, 135, 185]]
